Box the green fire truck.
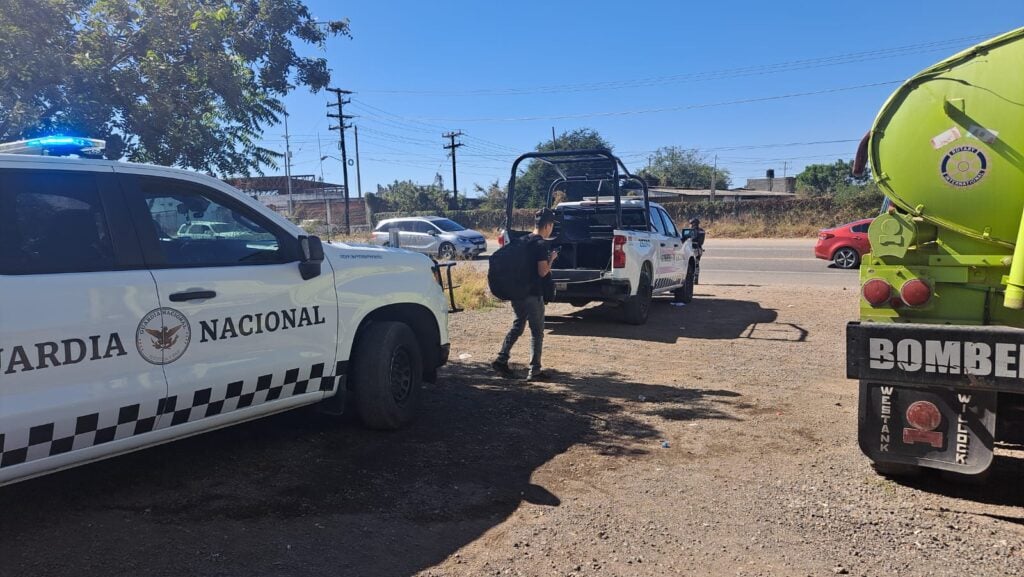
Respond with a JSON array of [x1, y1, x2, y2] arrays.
[[848, 27, 1024, 478]]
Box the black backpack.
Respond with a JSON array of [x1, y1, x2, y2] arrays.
[[488, 235, 534, 301]]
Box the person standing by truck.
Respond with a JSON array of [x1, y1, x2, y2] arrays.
[[492, 208, 559, 381]]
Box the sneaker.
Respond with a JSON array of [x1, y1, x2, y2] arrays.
[[526, 368, 550, 382], [491, 360, 514, 378]]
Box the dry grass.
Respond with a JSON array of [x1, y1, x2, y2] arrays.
[[449, 265, 500, 311], [704, 217, 820, 238]]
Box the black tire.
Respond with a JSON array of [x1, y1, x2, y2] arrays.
[[438, 242, 456, 260], [871, 461, 921, 478], [569, 299, 591, 308], [622, 268, 652, 325], [350, 322, 423, 430], [674, 262, 695, 303], [833, 247, 860, 269]]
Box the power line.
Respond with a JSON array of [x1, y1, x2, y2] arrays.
[[358, 33, 992, 96], [401, 81, 902, 123]]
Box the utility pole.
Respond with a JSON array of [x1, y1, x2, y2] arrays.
[[551, 126, 557, 148], [327, 88, 354, 235], [783, 160, 788, 178], [443, 130, 464, 210], [354, 125, 363, 199], [283, 111, 294, 217], [710, 154, 718, 202]]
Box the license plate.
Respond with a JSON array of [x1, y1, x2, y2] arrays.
[[555, 282, 567, 291]]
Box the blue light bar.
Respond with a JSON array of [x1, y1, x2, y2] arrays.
[[25, 136, 90, 148], [0, 136, 106, 156]]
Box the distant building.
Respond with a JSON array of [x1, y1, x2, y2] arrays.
[[223, 175, 367, 229], [741, 176, 797, 193]]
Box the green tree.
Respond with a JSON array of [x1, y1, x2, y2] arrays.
[[378, 180, 447, 213], [512, 128, 614, 208], [474, 179, 507, 211], [637, 147, 730, 190], [796, 159, 870, 195], [0, 0, 349, 175]]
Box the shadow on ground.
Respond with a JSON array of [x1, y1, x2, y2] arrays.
[[544, 298, 807, 344], [0, 361, 735, 577], [893, 449, 1024, 513]]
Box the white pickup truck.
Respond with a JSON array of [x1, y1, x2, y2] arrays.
[[0, 137, 452, 487], [549, 199, 696, 324], [502, 149, 696, 324]]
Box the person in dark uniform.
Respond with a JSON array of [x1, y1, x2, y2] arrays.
[[492, 208, 559, 381]]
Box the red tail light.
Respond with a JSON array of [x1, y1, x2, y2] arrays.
[[900, 279, 931, 307], [613, 235, 627, 268], [497, 230, 507, 247], [862, 278, 891, 307], [819, 231, 835, 240], [903, 400, 943, 448]]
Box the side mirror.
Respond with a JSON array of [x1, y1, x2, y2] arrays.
[[298, 235, 325, 280], [427, 229, 439, 236]]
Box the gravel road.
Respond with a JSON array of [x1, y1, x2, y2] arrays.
[[1, 273, 1022, 576]]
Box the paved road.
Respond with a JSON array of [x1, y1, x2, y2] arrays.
[[482, 238, 859, 288], [700, 238, 858, 288]]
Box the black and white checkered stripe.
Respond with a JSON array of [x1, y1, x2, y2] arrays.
[[0, 362, 340, 469]]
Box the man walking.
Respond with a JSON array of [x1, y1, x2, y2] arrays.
[[492, 208, 558, 381]]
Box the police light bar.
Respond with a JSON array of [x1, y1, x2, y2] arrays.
[[0, 136, 106, 157]]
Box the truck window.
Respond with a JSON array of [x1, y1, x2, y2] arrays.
[[658, 208, 679, 237], [135, 178, 287, 267], [649, 209, 668, 235], [0, 170, 116, 275]]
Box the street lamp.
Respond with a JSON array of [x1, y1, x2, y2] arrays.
[[318, 155, 344, 240]]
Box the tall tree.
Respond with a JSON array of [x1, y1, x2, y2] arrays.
[[796, 159, 869, 195], [376, 180, 447, 213], [511, 128, 614, 208], [0, 0, 349, 175], [638, 147, 730, 190]]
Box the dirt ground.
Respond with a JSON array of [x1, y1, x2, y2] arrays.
[[1, 284, 1023, 577]]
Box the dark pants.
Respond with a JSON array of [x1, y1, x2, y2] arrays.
[[496, 295, 545, 371]]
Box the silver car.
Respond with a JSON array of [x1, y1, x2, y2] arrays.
[[372, 216, 487, 260]]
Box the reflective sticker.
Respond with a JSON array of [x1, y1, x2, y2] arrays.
[[940, 146, 988, 188], [930, 126, 962, 149]]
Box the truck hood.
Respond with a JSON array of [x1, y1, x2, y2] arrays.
[[327, 240, 435, 264]]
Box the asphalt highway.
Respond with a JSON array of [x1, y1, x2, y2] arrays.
[[700, 238, 859, 288]]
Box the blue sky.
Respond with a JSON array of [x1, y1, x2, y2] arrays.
[[272, 1, 1023, 197]]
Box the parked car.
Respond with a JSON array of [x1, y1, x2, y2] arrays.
[[372, 216, 487, 260], [814, 218, 873, 269]]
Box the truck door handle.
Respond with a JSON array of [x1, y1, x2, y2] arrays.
[[169, 290, 217, 302]]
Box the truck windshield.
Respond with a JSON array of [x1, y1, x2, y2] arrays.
[[559, 208, 647, 230]]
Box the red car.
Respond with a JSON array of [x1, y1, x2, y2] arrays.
[[814, 218, 873, 269]]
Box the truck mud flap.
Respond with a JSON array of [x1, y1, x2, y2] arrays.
[[858, 381, 996, 474]]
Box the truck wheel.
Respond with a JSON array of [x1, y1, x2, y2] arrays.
[[674, 262, 695, 303], [623, 269, 652, 325], [438, 242, 456, 260], [833, 247, 859, 269], [871, 461, 921, 478], [350, 321, 423, 430]]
